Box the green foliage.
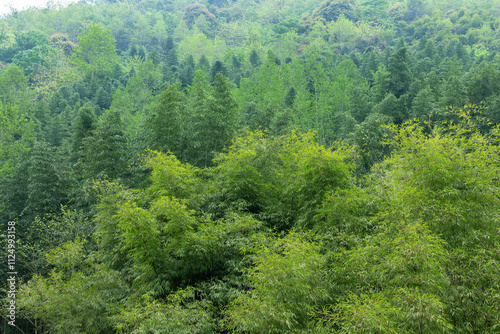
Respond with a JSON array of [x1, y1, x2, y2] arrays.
[[146, 82, 185, 157], [312, 0, 359, 22], [15, 30, 50, 51], [113, 289, 217, 334], [0, 103, 34, 178], [72, 105, 97, 160], [16, 208, 89, 276], [213, 131, 353, 228], [373, 110, 500, 332], [183, 3, 217, 29], [17, 241, 128, 334], [82, 108, 128, 180], [71, 22, 119, 78], [360, 0, 389, 21], [466, 60, 500, 104], [332, 221, 452, 333], [25, 141, 70, 218], [141, 150, 202, 205], [350, 112, 392, 174], [12, 44, 54, 76], [225, 232, 328, 333], [0, 64, 29, 106], [190, 71, 239, 167], [382, 111, 500, 248], [387, 44, 412, 98], [5, 1, 500, 333]]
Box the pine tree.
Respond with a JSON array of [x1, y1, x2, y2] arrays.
[[371, 64, 391, 103], [373, 93, 407, 124], [197, 54, 210, 73], [94, 86, 112, 112], [190, 70, 238, 167], [284, 87, 297, 108], [179, 55, 196, 88], [249, 49, 261, 68], [231, 54, 242, 71], [146, 82, 185, 157], [164, 36, 178, 68], [387, 44, 412, 98], [112, 63, 125, 82], [361, 51, 378, 81], [82, 109, 128, 180], [137, 46, 146, 60], [129, 44, 138, 58], [411, 85, 435, 119], [187, 70, 212, 165], [210, 60, 228, 83], [46, 110, 72, 147], [211, 71, 238, 141], [25, 141, 69, 217], [440, 76, 468, 109], [71, 106, 97, 161]]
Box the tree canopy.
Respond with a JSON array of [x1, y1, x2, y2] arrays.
[[1, 0, 500, 332]]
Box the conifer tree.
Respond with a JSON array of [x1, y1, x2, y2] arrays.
[[211, 70, 238, 138], [190, 71, 238, 167], [146, 82, 185, 158], [197, 54, 210, 73], [179, 57, 195, 88], [387, 44, 412, 98], [25, 141, 69, 217], [187, 70, 212, 165], [137, 46, 146, 60], [440, 76, 468, 109], [71, 106, 97, 161], [210, 60, 228, 83], [284, 87, 297, 108], [231, 54, 242, 71], [411, 85, 435, 118], [249, 49, 261, 68], [361, 51, 378, 81], [82, 109, 128, 180], [164, 35, 178, 68], [94, 86, 112, 112]]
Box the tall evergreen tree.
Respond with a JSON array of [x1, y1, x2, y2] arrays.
[[187, 70, 212, 165], [25, 141, 69, 218], [284, 87, 297, 108], [387, 44, 412, 98], [210, 60, 228, 83], [179, 55, 196, 88], [249, 49, 261, 68], [164, 35, 178, 68], [146, 82, 185, 158], [190, 71, 238, 167], [361, 51, 378, 81], [82, 109, 128, 180], [197, 54, 210, 73], [71, 106, 97, 161]]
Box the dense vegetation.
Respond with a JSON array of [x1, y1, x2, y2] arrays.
[[1, 0, 500, 332]]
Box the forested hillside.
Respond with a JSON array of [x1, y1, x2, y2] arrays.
[[1, 0, 500, 332]]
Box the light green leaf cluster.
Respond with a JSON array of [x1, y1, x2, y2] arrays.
[[71, 22, 119, 78], [226, 232, 328, 333], [0, 103, 34, 177], [214, 130, 353, 228]]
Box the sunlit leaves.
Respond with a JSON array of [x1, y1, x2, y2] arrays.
[[213, 131, 353, 228], [71, 22, 119, 78], [226, 232, 328, 333]]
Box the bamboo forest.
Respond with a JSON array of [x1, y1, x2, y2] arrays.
[[0, 0, 500, 332]]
